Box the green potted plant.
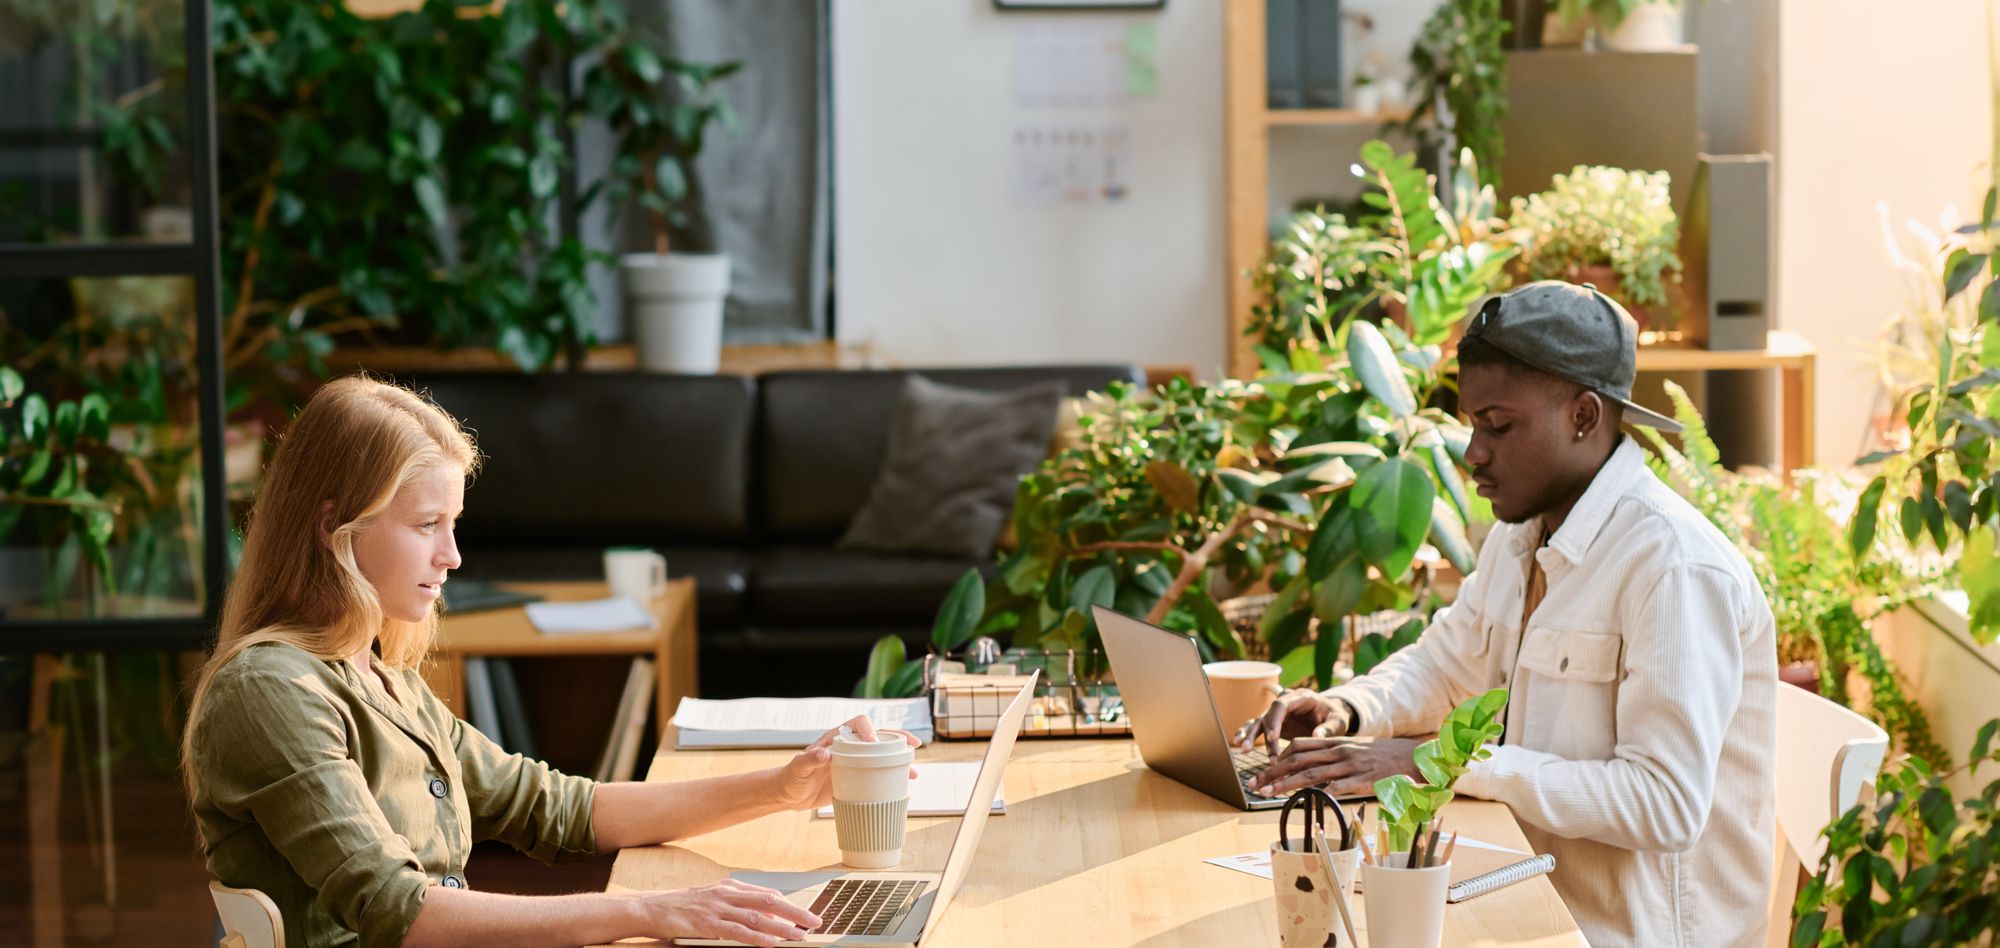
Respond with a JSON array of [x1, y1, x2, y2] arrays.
[[1508, 164, 1684, 334], [1790, 719, 2000, 946], [1400, 0, 1510, 189], [1360, 688, 1509, 946], [871, 144, 1503, 699], [581, 10, 739, 374], [1549, 0, 1688, 51]]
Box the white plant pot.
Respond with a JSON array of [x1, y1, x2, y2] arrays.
[[1603, 3, 1684, 51], [622, 252, 731, 374]]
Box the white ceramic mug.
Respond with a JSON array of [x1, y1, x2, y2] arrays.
[[1203, 660, 1282, 740], [829, 735, 915, 869], [1361, 850, 1451, 948], [604, 547, 667, 603]]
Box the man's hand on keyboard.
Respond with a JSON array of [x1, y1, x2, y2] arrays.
[[1233, 688, 1350, 753]]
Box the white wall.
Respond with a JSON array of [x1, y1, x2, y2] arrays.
[[831, 0, 1227, 375], [1776, 0, 1993, 466]]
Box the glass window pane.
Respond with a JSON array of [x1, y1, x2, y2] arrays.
[[0, 0, 193, 246], [0, 273, 219, 624]]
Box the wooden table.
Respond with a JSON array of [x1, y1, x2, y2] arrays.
[[607, 739, 1584, 946], [421, 578, 698, 744]]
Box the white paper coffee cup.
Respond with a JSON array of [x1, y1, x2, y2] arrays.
[[830, 735, 915, 869]]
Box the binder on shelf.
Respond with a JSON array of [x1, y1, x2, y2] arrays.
[[1266, 0, 1304, 109], [594, 657, 656, 782], [1300, 0, 1343, 108], [488, 658, 539, 760]]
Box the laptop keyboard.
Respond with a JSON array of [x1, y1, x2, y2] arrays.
[[1232, 748, 1281, 801], [804, 878, 925, 937]]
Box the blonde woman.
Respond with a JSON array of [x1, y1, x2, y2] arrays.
[[185, 377, 915, 948]]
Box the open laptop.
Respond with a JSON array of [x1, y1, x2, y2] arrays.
[[676, 670, 1039, 947], [1094, 606, 1366, 810]]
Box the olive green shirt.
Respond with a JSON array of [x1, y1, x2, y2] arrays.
[[190, 643, 598, 948]]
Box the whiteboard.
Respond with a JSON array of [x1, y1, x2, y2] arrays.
[[831, 0, 1227, 377]]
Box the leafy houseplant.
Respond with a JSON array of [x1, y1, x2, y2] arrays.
[[1399, 0, 1510, 190], [1640, 381, 1950, 766], [1790, 720, 2000, 947], [1549, 0, 1690, 51], [1854, 186, 2000, 647], [580, 9, 740, 374], [209, 0, 733, 373], [1247, 143, 1522, 367], [1508, 165, 1684, 331], [870, 143, 1500, 698], [1373, 687, 1508, 851]]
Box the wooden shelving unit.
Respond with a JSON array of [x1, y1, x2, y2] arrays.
[[1222, 0, 1818, 471], [1224, 0, 1410, 380]]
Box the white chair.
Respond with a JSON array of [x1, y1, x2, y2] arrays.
[[1765, 682, 1890, 948], [211, 879, 285, 948]]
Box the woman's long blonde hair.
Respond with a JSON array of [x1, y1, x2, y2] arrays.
[[181, 376, 477, 794]]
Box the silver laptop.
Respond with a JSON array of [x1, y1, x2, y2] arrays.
[[1095, 606, 1365, 810], [676, 671, 1039, 947]]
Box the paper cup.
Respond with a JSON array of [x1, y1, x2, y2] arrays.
[[1361, 851, 1450, 948], [1270, 841, 1361, 946], [830, 736, 915, 869], [1203, 660, 1281, 738]]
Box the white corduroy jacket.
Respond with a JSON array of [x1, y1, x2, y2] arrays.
[[1327, 438, 1777, 948]]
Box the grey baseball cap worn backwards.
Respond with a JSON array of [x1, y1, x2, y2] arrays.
[[1461, 280, 1683, 434]]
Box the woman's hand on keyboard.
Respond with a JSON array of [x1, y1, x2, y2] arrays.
[[637, 879, 823, 947]]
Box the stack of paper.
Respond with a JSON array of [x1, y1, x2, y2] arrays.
[[524, 596, 655, 634], [813, 761, 1003, 819], [671, 696, 934, 749]]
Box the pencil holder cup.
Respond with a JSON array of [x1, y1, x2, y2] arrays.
[[1270, 840, 1361, 946], [1360, 851, 1450, 948]]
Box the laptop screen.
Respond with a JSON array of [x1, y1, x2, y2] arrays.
[[924, 670, 1039, 929]]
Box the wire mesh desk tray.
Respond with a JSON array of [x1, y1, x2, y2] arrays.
[[925, 648, 1131, 740]]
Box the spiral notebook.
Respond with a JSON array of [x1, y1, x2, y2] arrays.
[[1447, 852, 1557, 903]]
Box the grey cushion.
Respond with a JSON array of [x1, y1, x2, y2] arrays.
[[836, 375, 1063, 559]]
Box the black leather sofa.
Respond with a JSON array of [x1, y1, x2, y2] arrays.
[[418, 366, 1142, 697]]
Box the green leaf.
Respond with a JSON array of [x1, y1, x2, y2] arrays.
[[930, 569, 986, 652], [1354, 617, 1424, 675], [882, 660, 926, 699], [1216, 468, 1272, 504], [1312, 556, 1370, 627], [623, 43, 665, 84], [21, 394, 48, 441], [1260, 571, 1310, 640], [1069, 565, 1117, 617], [52, 400, 79, 446], [1973, 718, 1998, 772], [414, 175, 449, 233], [1305, 501, 1357, 580], [1275, 644, 1316, 688], [860, 636, 907, 699], [1945, 249, 1987, 302], [1899, 496, 1922, 544], [21, 450, 52, 488], [0, 366, 21, 403], [529, 154, 559, 201], [1945, 479, 1974, 532], [79, 393, 110, 442], [1187, 587, 1245, 659], [1347, 320, 1417, 419], [1351, 458, 1435, 578], [1849, 476, 1885, 557], [1427, 497, 1476, 574]]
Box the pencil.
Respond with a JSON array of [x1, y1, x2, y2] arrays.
[[1439, 831, 1459, 866]]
